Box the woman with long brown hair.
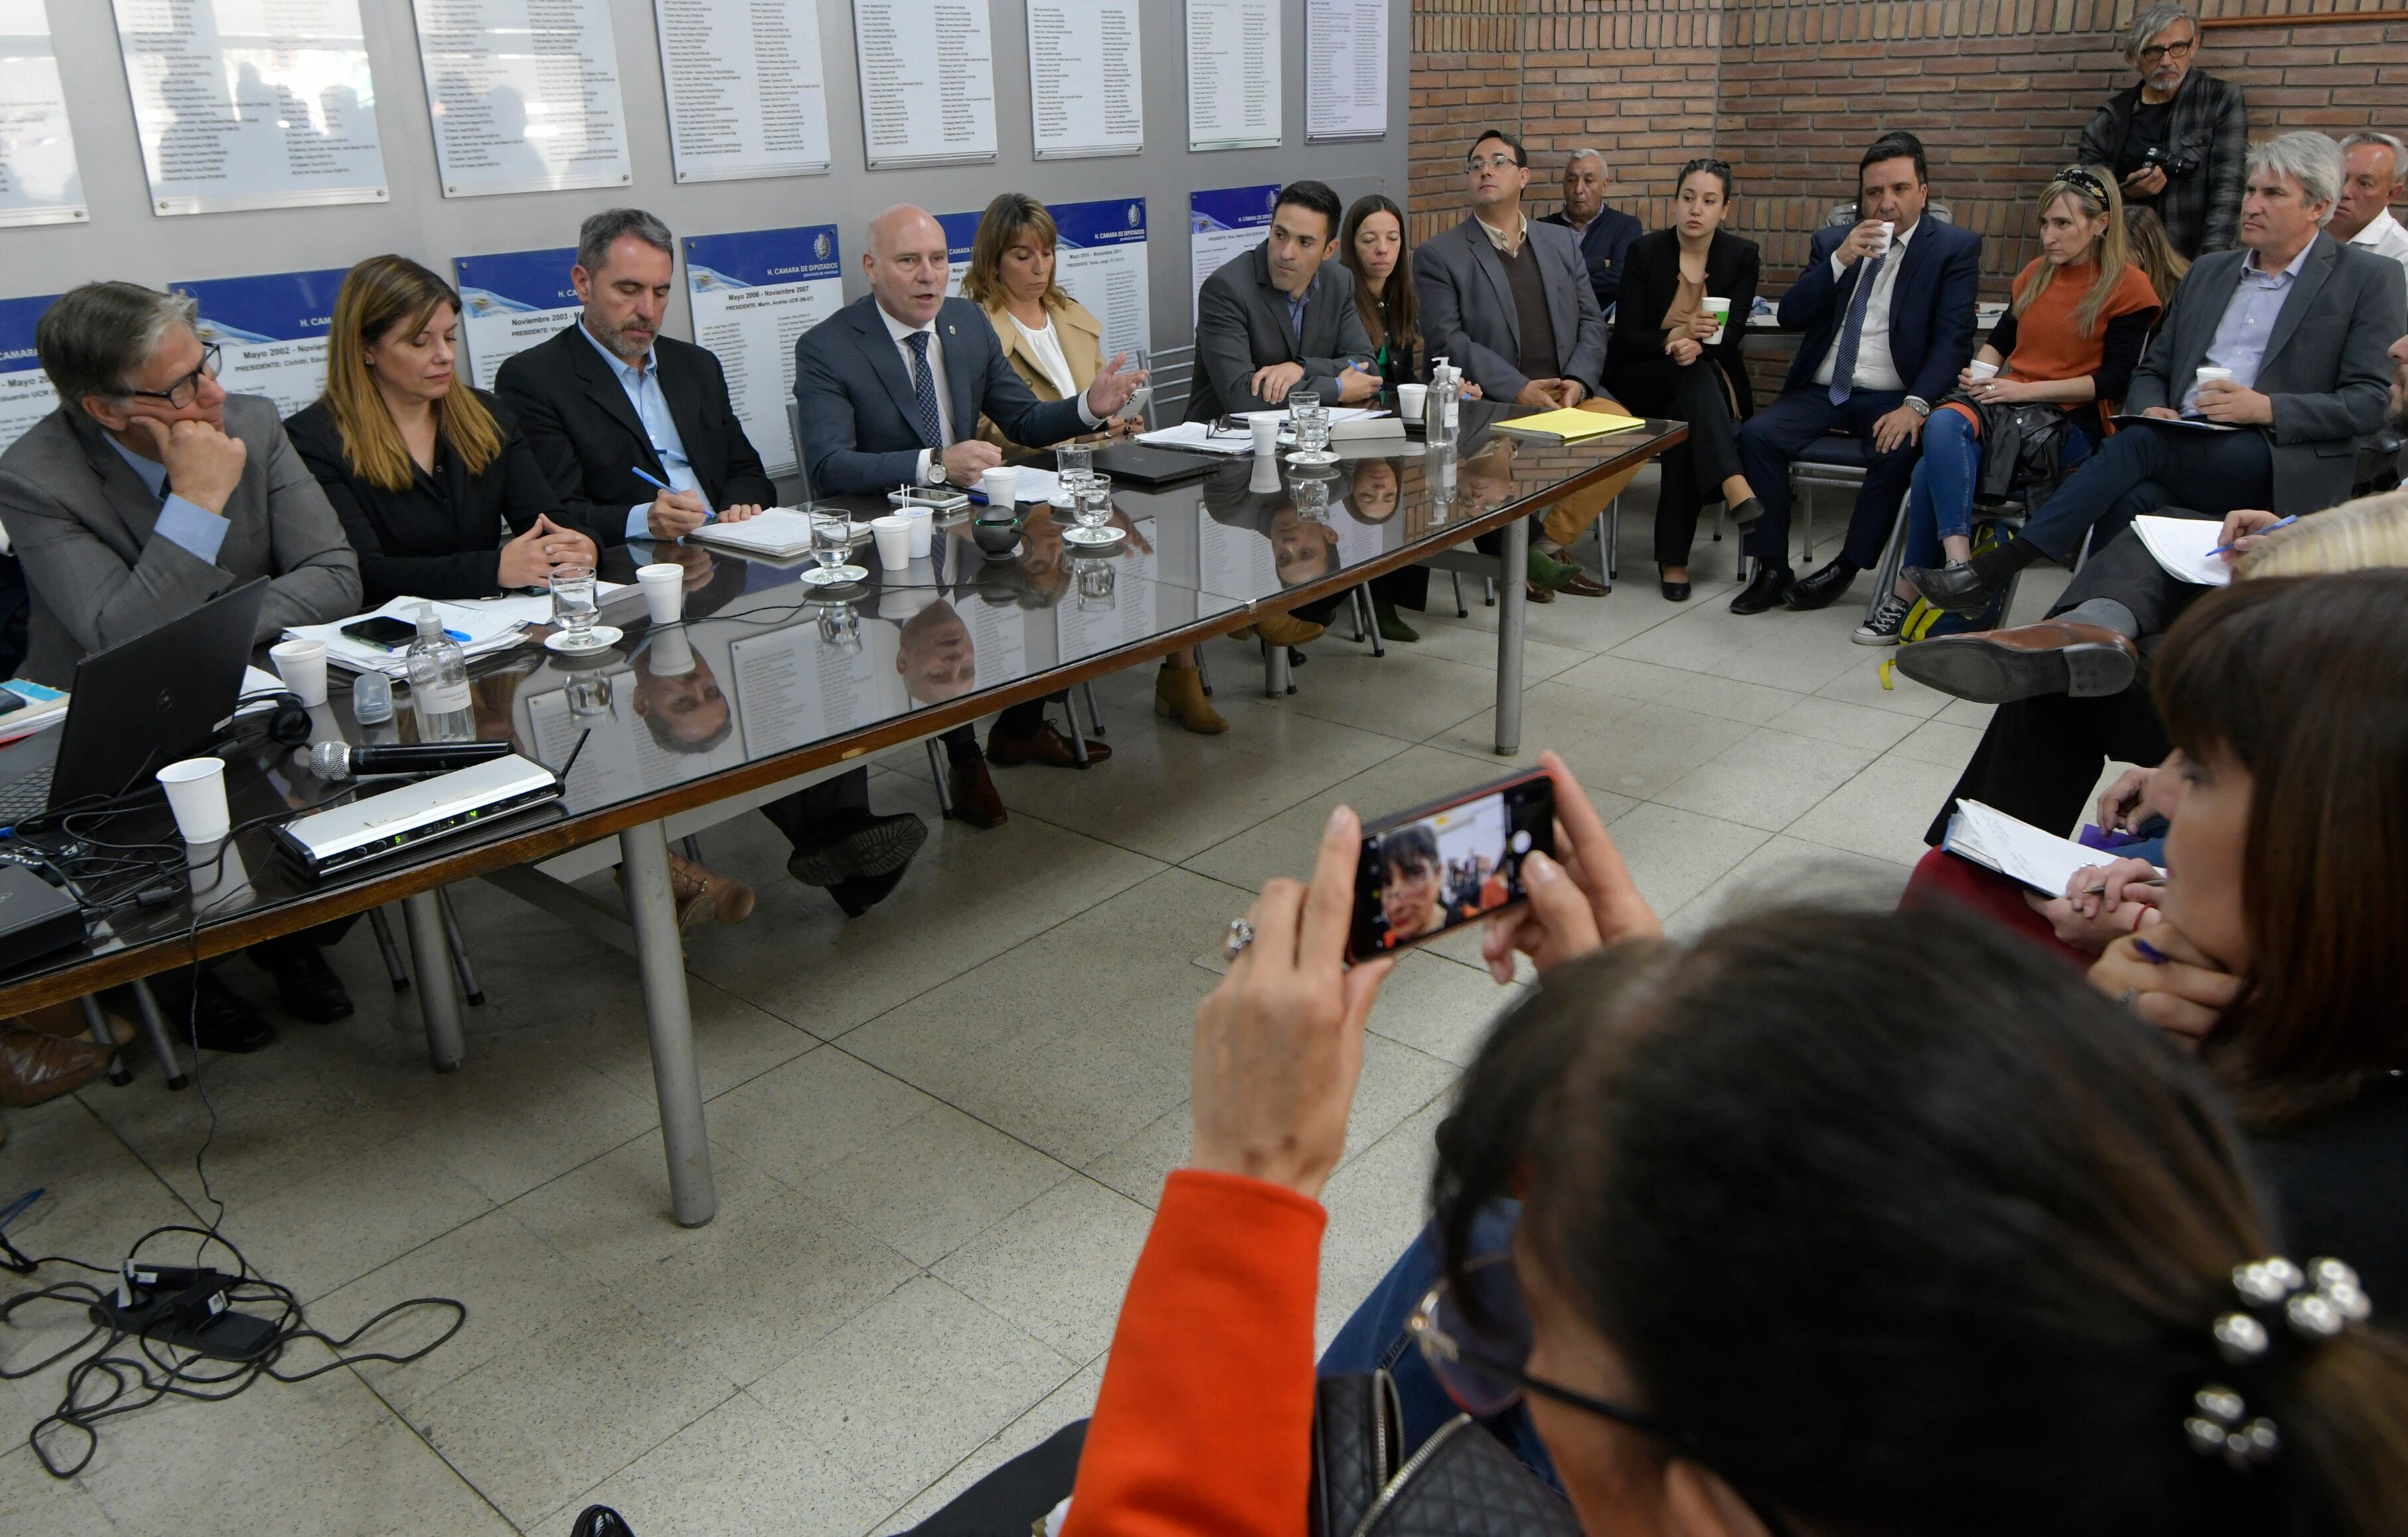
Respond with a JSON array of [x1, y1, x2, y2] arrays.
[[285, 255, 594, 605]]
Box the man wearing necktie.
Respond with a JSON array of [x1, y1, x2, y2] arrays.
[[1731, 132, 1984, 615]]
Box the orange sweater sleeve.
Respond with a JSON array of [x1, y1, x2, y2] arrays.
[[1059, 1169, 1325, 1537]]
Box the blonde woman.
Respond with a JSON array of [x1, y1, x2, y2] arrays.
[[965, 195, 1224, 733], [1861, 166, 2161, 643], [285, 256, 594, 606]]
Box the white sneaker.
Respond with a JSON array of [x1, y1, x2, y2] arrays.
[[1853, 594, 1913, 646]]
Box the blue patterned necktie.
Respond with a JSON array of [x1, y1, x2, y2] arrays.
[[1827, 252, 1884, 406], [905, 331, 945, 449]]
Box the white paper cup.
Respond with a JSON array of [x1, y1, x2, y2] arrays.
[[157, 757, 230, 845], [634, 562, 684, 624], [2194, 366, 2234, 394], [1397, 382, 1427, 421], [268, 638, 328, 706], [899, 505, 933, 557], [980, 466, 1020, 507], [1876, 220, 1896, 252], [647, 623, 695, 677], [1249, 453, 1284, 494], [1250, 418, 1281, 455], [1967, 360, 2001, 382], [1699, 296, 1732, 347], [870, 514, 914, 571]]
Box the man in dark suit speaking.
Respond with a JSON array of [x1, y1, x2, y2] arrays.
[[495, 208, 776, 547]]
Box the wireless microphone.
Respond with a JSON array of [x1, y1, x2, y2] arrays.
[[308, 740, 511, 781]]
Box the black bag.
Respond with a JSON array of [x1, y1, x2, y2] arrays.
[[1939, 391, 2079, 517], [1309, 1371, 1581, 1537], [568, 1507, 633, 1537]]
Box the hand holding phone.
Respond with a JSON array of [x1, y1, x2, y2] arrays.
[[1479, 751, 1663, 982], [1348, 769, 1558, 960]]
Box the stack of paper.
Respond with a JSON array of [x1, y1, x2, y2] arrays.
[[688, 507, 825, 558], [1490, 408, 1647, 443], [2134, 515, 2233, 588], [287, 596, 546, 677], [1137, 422, 1255, 455], [1943, 799, 2156, 896], [0, 680, 70, 745]]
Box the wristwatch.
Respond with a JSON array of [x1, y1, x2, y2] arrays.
[[926, 454, 949, 487], [1903, 396, 1933, 418]]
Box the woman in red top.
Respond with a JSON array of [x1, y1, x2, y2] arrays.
[[1050, 756, 2408, 1537], [1858, 166, 2161, 643]]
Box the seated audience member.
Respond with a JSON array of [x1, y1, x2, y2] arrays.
[[1184, 179, 1380, 423], [2125, 204, 2193, 334], [286, 256, 596, 606], [1856, 166, 2160, 644], [495, 208, 773, 548], [963, 192, 1216, 732], [0, 283, 366, 1051], [1338, 193, 1449, 643], [2333, 131, 2408, 298], [1909, 134, 2404, 619], [1603, 157, 1762, 601], [1731, 130, 1984, 615], [1417, 129, 1640, 601], [2077, 5, 2247, 260], [794, 204, 1145, 830], [1024, 779, 2408, 1537], [1537, 147, 1643, 317]]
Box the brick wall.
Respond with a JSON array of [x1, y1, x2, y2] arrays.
[[1409, 0, 2408, 294]]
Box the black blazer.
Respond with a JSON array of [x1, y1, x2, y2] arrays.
[[793, 294, 1090, 495], [286, 392, 563, 606], [494, 322, 775, 548], [1606, 229, 1761, 420]]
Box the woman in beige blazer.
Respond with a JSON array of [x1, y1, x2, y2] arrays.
[[964, 193, 1224, 734]]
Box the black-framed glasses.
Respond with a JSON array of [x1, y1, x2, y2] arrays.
[[126, 342, 222, 410], [2138, 38, 2194, 63], [1406, 1257, 1670, 1433]]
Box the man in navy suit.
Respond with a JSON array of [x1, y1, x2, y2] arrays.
[[792, 204, 1145, 834], [1537, 148, 1643, 317], [1731, 131, 1984, 614]]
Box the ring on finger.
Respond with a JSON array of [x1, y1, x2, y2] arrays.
[[1223, 918, 1255, 962], [2117, 987, 2140, 1009]]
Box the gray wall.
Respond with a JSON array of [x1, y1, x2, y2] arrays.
[[15, 0, 1408, 363]]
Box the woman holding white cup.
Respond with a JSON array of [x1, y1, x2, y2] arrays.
[[1859, 165, 2164, 644]]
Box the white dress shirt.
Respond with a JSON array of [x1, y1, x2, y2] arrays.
[[1010, 313, 1080, 399], [878, 303, 1100, 483], [2348, 207, 2408, 307], [1812, 218, 1918, 395]]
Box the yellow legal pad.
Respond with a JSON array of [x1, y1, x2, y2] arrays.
[[1488, 408, 1648, 442]]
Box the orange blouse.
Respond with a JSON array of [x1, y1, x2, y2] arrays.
[[1996, 258, 2160, 385]]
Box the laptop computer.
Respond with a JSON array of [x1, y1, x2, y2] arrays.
[[1088, 442, 1228, 488], [0, 577, 270, 828]]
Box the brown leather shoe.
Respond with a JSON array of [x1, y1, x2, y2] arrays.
[[1893, 621, 2139, 703], [987, 722, 1113, 769], [1241, 613, 1326, 647], [20, 1001, 128, 1044], [0, 1024, 106, 1107], [671, 853, 755, 926], [949, 754, 1008, 828], [1155, 663, 1228, 734], [1554, 570, 1610, 598], [1524, 582, 1557, 604]]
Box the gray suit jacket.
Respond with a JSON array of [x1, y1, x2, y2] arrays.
[[0, 395, 360, 686], [1184, 243, 1376, 422], [1413, 215, 1608, 400], [2127, 232, 2405, 517]]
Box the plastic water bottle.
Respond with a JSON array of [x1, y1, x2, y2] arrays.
[[1427, 357, 1461, 451], [405, 604, 475, 743]]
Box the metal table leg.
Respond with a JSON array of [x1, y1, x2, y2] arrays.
[[1082, 683, 1106, 736], [1496, 517, 1529, 756], [402, 891, 464, 1072], [1261, 635, 1291, 697], [436, 888, 485, 1007], [1061, 689, 1092, 767], [619, 818, 718, 1228], [366, 906, 412, 993], [128, 979, 189, 1091]]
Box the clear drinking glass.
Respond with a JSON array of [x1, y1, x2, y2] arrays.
[[1056, 441, 1095, 496], [814, 599, 864, 655], [1289, 399, 1333, 461], [1073, 473, 1114, 535], [548, 566, 600, 648], [1076, 557, 1117, 609], [805, 510, 856, 584]]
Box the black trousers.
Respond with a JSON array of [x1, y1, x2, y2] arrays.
[[2020, 422, 2271, 563], [902, 1419, 1085, 1536], [1925, 687, 2173, 847], [1611, 359, 1747, 566]]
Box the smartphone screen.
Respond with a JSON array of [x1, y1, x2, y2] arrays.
[[341, 616, 420, 651], [1350, 770, 1556, 960]]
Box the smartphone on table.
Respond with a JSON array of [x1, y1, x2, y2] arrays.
[[1348, 770, 1556, 961], [340, 615, 421, 651]]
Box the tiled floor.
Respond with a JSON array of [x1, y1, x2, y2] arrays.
[[0, 485, 2071, 1535]]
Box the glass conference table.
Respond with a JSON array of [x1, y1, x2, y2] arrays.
[[0, 399, 1681, 1226]]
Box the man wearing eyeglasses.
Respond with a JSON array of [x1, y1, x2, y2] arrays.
[[2077, 3, 2247, 258], [0, 282, 359, 690]]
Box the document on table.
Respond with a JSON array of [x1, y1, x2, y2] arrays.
[[1305, 0, 1389, 141], [1137, 422, 1253, 455], [1026, 0, 1143, 159], [654, 0, 833, 182], [112, 0, 388, 215], [173, 270, 349, 418], [2109, 412, 2242, 433], [1186, 0, 1280, 151], [1943, 799, 2125, 896], [684, 226, 846, 477], [410, 0, 633, 197], [2134, 515, 2233, 587], [852, 0, 998, 168], [0, 0, 84, 226]]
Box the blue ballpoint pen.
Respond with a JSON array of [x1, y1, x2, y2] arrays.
[[2206, 515, 2296, 558], [629, 465, 714, 523]]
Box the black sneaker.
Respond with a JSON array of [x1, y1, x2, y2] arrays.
[[1854, 593, 1913, 646]]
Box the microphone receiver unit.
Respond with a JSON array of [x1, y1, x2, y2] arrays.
[[275, 753, 563, 878], [309, 740, 511, 781]]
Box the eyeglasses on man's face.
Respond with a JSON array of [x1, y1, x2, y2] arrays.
[[125, 342, 223, 411], [1466, 152, 1522, 174], [2138, 36, 2194, 64]]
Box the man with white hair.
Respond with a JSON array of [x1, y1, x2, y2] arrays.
[[2077, 3, 2247, 256], [2332, 131, 2408, 301], [1909, 131, 2404, 625], [1537, 148, 1641, 317]]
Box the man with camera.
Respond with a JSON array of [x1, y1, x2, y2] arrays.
[[2077, 2, 2247, 258]]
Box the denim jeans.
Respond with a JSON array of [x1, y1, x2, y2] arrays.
[[1901, 408, 2093, 572], [1316, 1202, 1560, 1487]]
